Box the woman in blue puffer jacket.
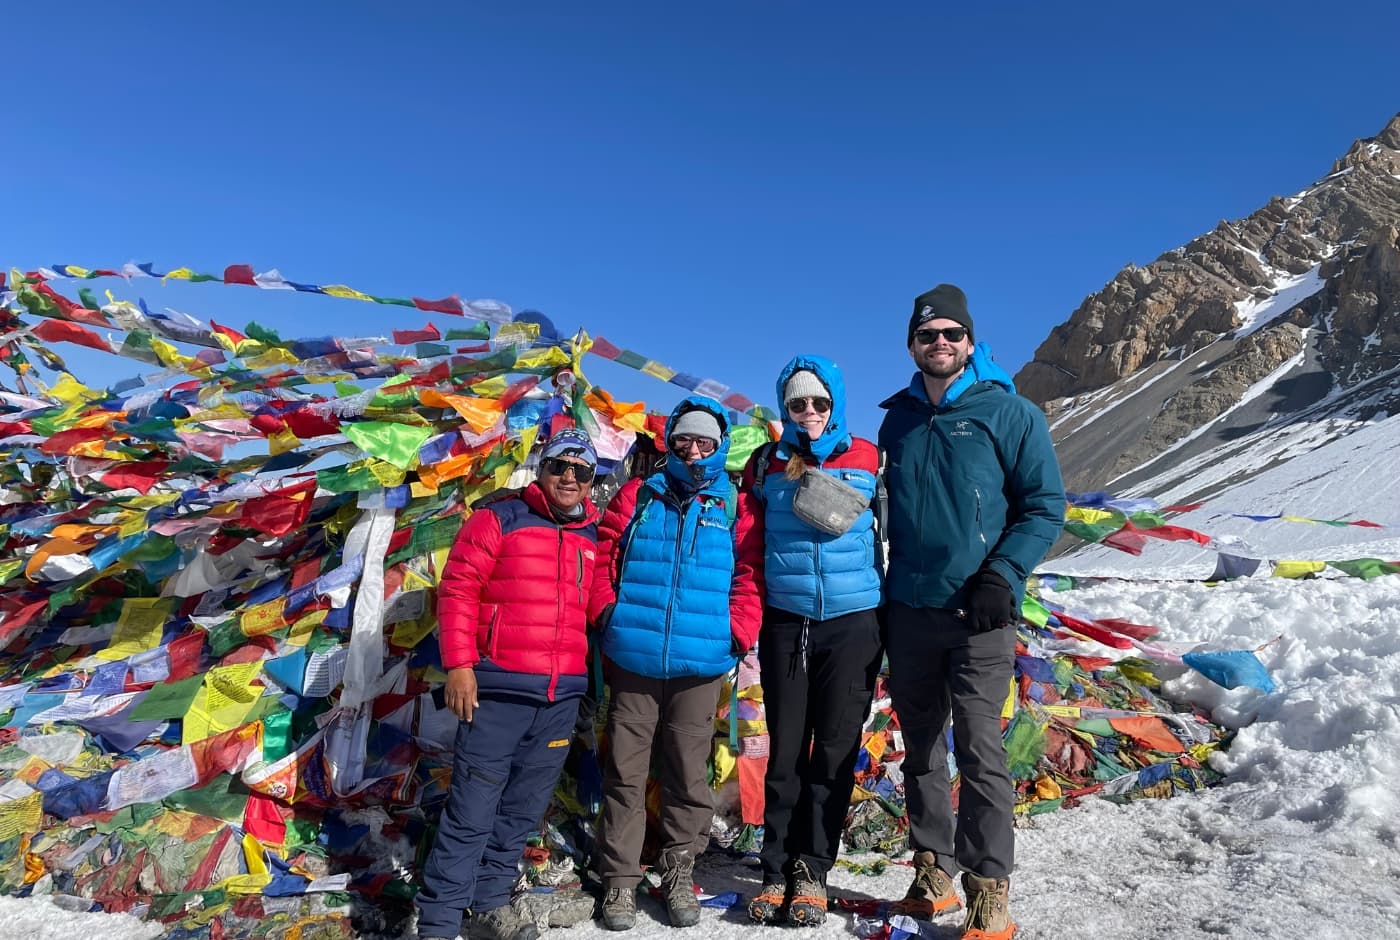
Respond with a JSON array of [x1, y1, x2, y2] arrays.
[[590, 396, 765, 931], [740, 355, 885, 927]]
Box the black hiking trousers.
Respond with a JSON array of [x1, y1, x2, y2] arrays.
[[756, 605, 884, 882], [886, 601, 1016, 879]]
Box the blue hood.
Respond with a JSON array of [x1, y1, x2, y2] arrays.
[[657, 395, 731, 497], [904, 342, 1014, 407], [775, 354, 851, 464]]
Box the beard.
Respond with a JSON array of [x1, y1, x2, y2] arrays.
[[915, 347, 969, 379]]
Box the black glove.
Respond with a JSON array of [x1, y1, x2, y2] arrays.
[[963, 568, 1014, 632]]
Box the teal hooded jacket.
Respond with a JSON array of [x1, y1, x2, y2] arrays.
[[876, 343, 1065, 610]]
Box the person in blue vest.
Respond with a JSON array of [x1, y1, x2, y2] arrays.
[[589, 396, 765, 931], [740, 355, 885, 927], [879, 284, 1064, 940]]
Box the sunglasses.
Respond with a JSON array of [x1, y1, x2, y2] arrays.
[[786, 396, 832, 415], [541, 457, 596, 482], [913, 327, 969, 345], [670, 434, 717, 455]]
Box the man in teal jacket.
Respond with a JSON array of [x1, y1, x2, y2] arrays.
[[877, 284, 1064, 940]]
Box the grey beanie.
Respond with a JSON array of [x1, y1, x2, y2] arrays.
[[783, 369, 829, 405], [670, 409, 722, 443]]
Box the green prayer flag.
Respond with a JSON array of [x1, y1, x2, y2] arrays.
[[343, 421, 434, 470], [1327, 558, 1400, 580], [129, 674, 205, 721]]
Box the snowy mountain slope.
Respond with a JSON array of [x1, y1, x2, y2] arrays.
[[1022, 114, 1400, 499]]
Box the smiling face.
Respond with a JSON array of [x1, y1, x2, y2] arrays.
[[909, 317, 973, 381], [786, 395, 832, 438], [538, 456, 594, 513]]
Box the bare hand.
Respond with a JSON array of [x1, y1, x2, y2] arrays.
[[445, 667, 479, 722]]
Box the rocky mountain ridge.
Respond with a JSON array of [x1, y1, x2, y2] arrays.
[[1016, 113, 1400, 499]]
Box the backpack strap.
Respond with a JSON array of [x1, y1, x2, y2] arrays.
[[750, 442, 780, 504], [873, 446, 889, 570]]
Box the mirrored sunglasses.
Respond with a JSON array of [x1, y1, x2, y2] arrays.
[[913, 327, 968, 345], [541, 457, 596, 482], [786, 396, 832, 414]]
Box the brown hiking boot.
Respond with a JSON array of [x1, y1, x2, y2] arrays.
[[658, 848, 701, 928], [960, 873, 1016, 940], [748, 875, 790, 924], [890, 850, 962, 918], [786, 859, 827, 926], [600, 884, 637, 931]]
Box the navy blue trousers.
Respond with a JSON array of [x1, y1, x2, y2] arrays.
[[415, 693, 576, 937]]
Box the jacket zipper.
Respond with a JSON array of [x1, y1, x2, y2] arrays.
[[551, 526, 564, 700], [484, 606, 500, 659], [919, 412, 937, 581], [974, 487, 987, 548], [661, 492, 687, 673], [576, 547, 585, 605]]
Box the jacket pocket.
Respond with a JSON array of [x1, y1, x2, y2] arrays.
[[481, 604, 501, 659]]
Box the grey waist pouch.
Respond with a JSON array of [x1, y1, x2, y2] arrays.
[[792, 469, 870, 536]]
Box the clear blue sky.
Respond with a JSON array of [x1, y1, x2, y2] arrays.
[[5, 1, 1399, 437]]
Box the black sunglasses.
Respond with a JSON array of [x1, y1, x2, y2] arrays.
[[541, 457, 596, 482], [913, 327, 968, 345], [786, 396, 832, 414]]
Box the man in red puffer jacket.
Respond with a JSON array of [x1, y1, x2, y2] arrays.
[[416, 428, 601, 940]]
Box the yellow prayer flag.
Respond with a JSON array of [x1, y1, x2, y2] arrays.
[[286, 608, 328, 648], [244, 347, 300, 370], [0, 792, 44, 842], [1066, 506, 1117, 525], [49, 373, 104, 406], [182, 662, 265, 744], [97, 598, 172, 661], [1271, 560, 1327, 579], [162, 267, 197, 281], [641, 360, 677, 381], [320, 284, 375, 302], [241, 598, 289, 637], [469, 375, 508, 398], [710, 739, 738, 786], [514, 346, 570, 370], [269, 427, 302, 456]]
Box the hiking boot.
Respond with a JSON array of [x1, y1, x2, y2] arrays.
[[747, 874, 790, 924], [890, 850, 962, 918], [960, 873, 1016, 940], [786, 859, 827, 926], [600, 885, 637, 931], [658, 848, 702, 927], [467, 901, 539, 940]]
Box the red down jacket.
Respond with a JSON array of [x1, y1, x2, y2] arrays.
[[437, 481, 600, 701]]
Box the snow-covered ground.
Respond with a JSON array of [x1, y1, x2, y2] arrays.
[[10, 425, 1400, 939]]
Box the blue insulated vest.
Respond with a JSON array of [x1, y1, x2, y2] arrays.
[[757, 457, 883, 620], [603, 482, 738, 679]]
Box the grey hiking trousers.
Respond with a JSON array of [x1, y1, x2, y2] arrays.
[[886, 602, 1016, 879]]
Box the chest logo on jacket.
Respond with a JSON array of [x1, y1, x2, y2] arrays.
[[953, 419, 974, 438]]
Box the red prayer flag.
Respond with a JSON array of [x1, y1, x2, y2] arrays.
[[222, 264, 258, 286], [31, 318, 111, 353], [392, 322, 442, 344], [412, 295, 465, 316], [239, 478, 317, 537], [590, 336, 624, 359]]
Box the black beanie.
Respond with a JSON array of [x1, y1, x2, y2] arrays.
[[908, 284, 973, 345]]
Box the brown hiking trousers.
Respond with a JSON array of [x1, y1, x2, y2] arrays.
[[597, 665, 724, 887]]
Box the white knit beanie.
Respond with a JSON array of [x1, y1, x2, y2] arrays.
[[783, 370, 829, 405]]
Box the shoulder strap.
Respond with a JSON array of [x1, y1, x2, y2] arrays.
[[873, 446, 889, 570], [724, 480, 738, 527], [751, 442, 779, 502], [617, 485, 655, 566]]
